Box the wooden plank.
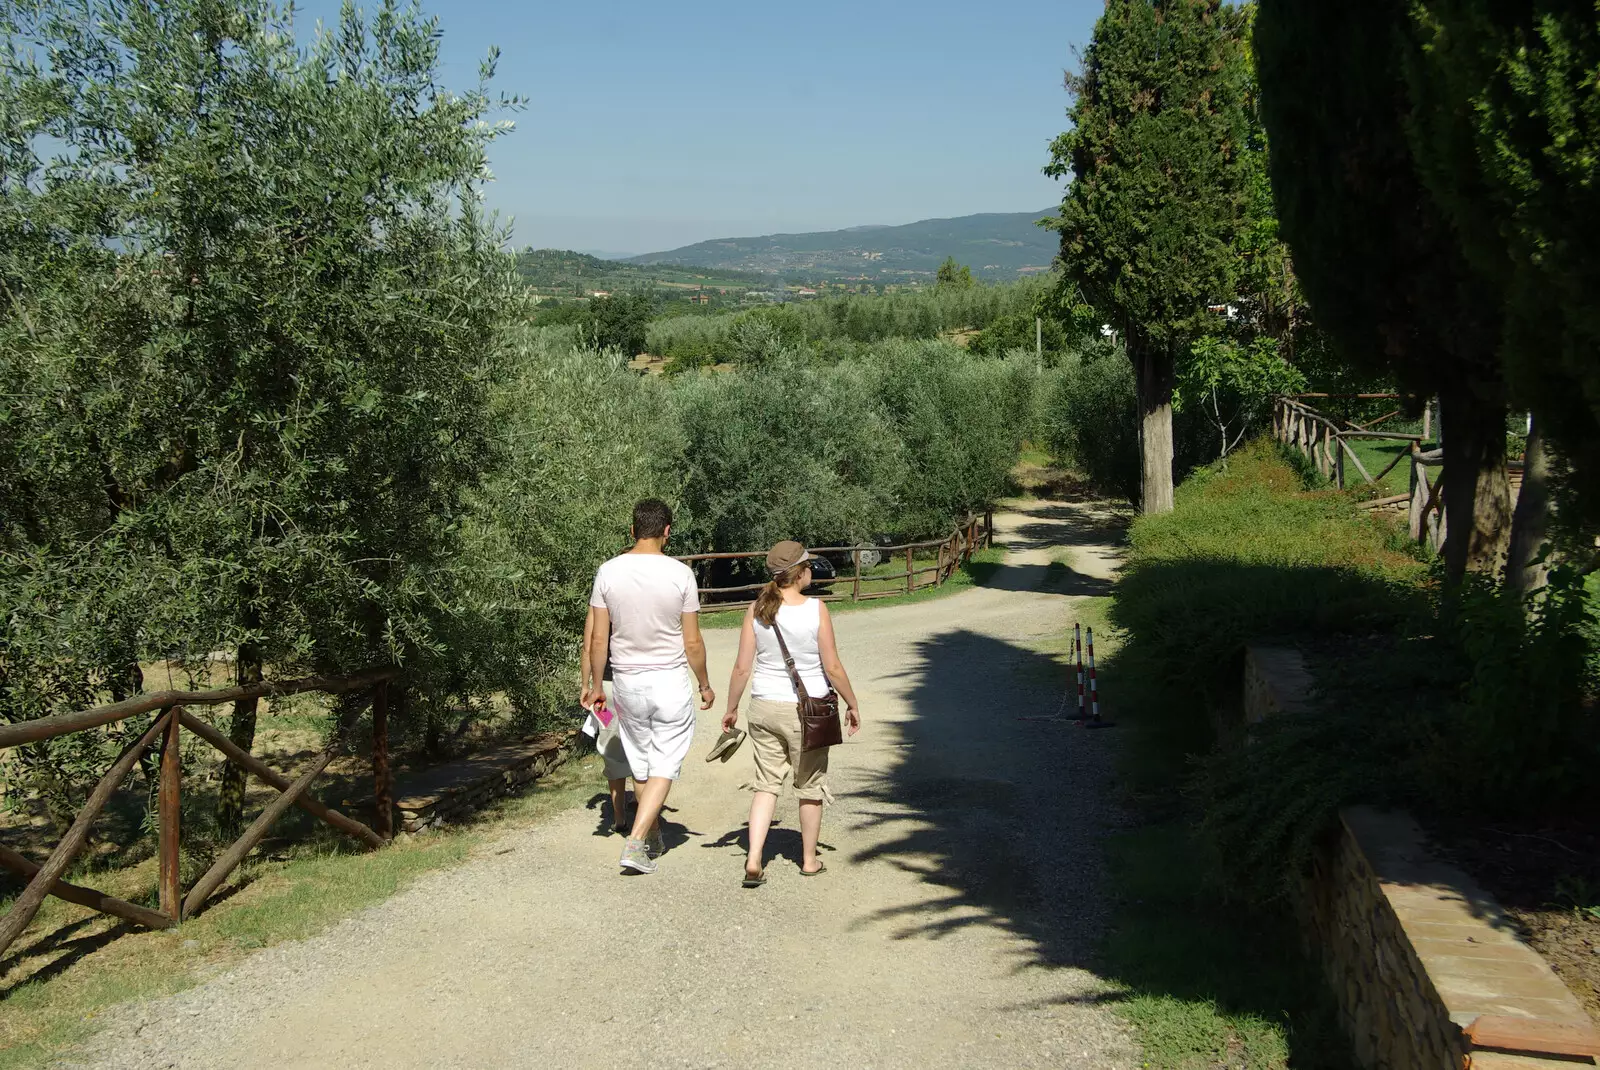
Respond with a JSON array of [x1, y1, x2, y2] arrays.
[[0, 666, 399, 750], [182, 750, 334, 919], [158, 708, 181, 921], [0, 710, 171, 959], [372, 682, 393, 841], [1464, 1014, 1600, 1058], [1337, 436, 1375, 485], [0, 845, 174, 932], [1409, 460, 1429, 542], [852, 549, 860, 601], [177, 711, 383, 849], [1355, 494, 1410, 510], [1336, 430, 1425, 441]]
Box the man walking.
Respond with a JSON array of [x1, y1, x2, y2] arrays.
[[583, 499, 714, 874]]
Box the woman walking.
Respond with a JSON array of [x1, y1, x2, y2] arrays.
[[722, 541, 861, 886]]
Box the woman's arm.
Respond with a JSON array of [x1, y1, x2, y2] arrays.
[[722, 606, 758, 731], [816, 603, 861, 735]]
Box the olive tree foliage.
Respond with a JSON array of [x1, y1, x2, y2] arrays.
[[1254, 0, 1513, 580], [0, 0, 520, 821], [1046, 0, 1255, 514], [429, 329, 684, 751], [1404, 0, 1600, 551]]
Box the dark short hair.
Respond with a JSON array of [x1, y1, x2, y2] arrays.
[[632, 499, 673, 539]]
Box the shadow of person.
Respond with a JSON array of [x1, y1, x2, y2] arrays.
[[584, 790, 639, 837], [702, 821, 833, 872]]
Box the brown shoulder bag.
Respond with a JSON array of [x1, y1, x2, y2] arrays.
[[770, 619, 843, 752]]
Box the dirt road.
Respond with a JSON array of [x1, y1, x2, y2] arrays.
[[70, 500, 1134, 1070]]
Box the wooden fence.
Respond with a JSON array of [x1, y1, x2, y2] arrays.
[[1273, 394, 1526, 557], [677, 510, 995, 611], [0, 668, 397, 961]]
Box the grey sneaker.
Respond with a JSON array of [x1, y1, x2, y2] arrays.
[[644, 823, 665, 857], [619, 838, 656, 874]]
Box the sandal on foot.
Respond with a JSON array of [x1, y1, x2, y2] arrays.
[[799, 862, 827, 877], [741, 869, 767, 888]]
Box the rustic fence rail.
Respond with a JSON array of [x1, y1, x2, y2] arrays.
[[1272, 394, 1522, 557], [0, 667, 397, 962], [1272, 394, 1446, 552], [677, 509, 995, 611]]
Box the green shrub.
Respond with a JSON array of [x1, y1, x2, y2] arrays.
[[1116, 440, 1598, 900], [862, 341, 1034, 535], [671, 359, 907, 553], [1045, 344, 1141, 499]]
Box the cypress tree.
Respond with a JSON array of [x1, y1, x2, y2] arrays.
[[1254, 0, 1513, 578], [1046, 0, 1253, 514]]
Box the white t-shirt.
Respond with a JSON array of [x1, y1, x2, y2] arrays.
[[588, 553, 700, 674], [751, 598, 830, 701]]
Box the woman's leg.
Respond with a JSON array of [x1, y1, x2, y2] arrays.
[[798, 799, 823, 873], [746, 791, 778, 877]]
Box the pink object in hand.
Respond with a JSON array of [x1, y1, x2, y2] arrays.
[[592, 701, 614, 728]]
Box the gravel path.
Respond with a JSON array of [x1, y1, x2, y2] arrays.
[[66, 500, 1136, 1070]]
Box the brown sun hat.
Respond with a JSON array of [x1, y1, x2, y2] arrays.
[[765, 540, 813, 575]]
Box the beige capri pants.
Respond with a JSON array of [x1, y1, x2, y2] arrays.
[[745, 696, 830, 801]]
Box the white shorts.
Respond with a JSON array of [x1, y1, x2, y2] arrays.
[[610, 668, 696, 781]]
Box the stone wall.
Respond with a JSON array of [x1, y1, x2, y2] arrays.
[[1299, 808, 1598, 1069], [1243, 643, 1599, 1068], [393, 733, 572, 835]]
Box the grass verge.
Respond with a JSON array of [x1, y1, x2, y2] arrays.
[[0, 751, 603, 1069], [1088, 442, 1389, 1067]]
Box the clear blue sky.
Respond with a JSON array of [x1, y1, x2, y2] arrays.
[[308, 0, 1104, 254]]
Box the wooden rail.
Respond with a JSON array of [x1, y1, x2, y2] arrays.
[[0, 668, 397, 961], [1273, 395, 1456, 553], [677, 510, 995, 611]]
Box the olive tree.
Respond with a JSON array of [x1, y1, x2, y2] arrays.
[[0, 0, 520, 827]]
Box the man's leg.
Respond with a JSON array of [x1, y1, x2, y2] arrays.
[[629, 776, 673, 841]]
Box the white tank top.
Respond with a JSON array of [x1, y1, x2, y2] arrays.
[[751, 598, 829, 701]]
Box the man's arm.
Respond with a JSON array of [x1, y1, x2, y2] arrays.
[[681, 612, 714, 710], [584, 606, 611, 710], [579, 606, 597, 707]]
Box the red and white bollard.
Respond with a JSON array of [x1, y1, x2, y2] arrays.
[[1074, 622, 1086, 721], [1083, 627, 1113, 728]]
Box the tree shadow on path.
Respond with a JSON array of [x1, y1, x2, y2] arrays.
[[845, 627, 1119, 971]]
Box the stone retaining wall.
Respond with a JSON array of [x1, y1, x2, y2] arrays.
[[393, 733, 572, 835], [1300, 808, 1598, 1069], [1244, 644, 1599, 1069]]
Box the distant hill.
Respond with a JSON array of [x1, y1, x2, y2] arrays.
[[516, 249, 770, 295], [628, 210, 1060, 281]]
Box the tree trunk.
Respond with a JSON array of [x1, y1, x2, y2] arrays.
[[1505, 416, 1551, 598], [1438, 383, 1512, 581], [215, 643, 262, 835], [1134, 340, 1176, 514]]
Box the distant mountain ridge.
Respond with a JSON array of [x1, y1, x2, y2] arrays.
[[628, 209, 1059, 281]]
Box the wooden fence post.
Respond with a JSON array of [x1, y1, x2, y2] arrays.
[[372, 681, 392, 841], [851, 549, 861, 601], [1334, 434, 1346, 489], [0, 709, 171, 960], [905, 546, 914, 594], [984, 509, 993, 548], [1409, 453, 1427, 543], [159, 707, 182, 921]]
